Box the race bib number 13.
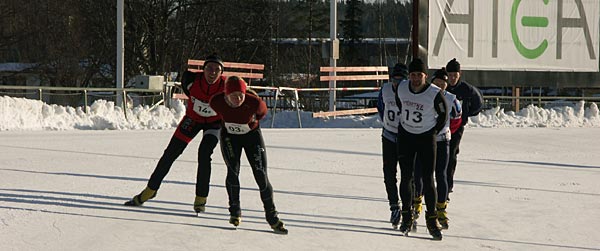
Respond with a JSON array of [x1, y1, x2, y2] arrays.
[[193, 99, 217, 117]]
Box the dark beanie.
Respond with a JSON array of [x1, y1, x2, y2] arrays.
[[408, 58, 427, 73], [446, 58, 460, 72], [391, 63, 408, 78], [432, 67, 448, 81], [203, 54, 224, 69]]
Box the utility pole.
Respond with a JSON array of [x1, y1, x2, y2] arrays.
[[116, 0, 124, 107], [411, 0, 419, 60], [329, 0, 339, 112]]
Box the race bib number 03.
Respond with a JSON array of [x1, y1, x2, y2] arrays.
[[193, 99, 217, 117], [224, 122, 251, 135]]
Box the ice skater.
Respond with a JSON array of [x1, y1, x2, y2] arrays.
[[209, 76, 288, 234]]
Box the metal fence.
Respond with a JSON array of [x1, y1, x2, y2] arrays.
[[2, 84, 599, 115], [0, 85, 165, 113]]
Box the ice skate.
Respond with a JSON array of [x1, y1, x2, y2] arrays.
[[228, 205, 242, 228], [426, 211, 443, 240], [436, 202, 449, 229], [265, 207, 287, 234], [193, 196, 207, 214], [229, 216, 241, 228], [270, 220, 288, 235], [398, 210, 413, 236], [411, 211, 419, 232], [390, 208, 401, 229], [411, 195, 423, 232], [124, 187, 156, 206]]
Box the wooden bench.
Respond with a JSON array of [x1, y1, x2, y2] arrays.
[[172, 59, 265, 99], [187, 59, 264, 84], [315, 66, 388, 117]]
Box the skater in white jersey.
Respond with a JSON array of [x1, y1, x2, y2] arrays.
[[376, 62, 408, 229], [413, 68, 462, 230], [394, 58, 447, 240]]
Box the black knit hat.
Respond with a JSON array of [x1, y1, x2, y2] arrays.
[[446, 58, 460, 72], [203, 54, 224, 70], [432, 67, 448, 81], [408, 58, 427, 74], [391, 63, 408, 78]]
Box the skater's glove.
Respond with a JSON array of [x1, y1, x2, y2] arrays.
[[180, 70, 195, 98]]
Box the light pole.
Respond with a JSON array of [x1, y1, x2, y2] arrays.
[[329, 0, 339, 112], [116, 0, 124, 107]]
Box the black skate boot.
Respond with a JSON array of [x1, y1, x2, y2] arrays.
[[124, 187, 156, 206], [266, 207, 288, 235], [436, 202, 449, 230], [229, 205, 242, 228], [398, 210, 413, 236], [270, 220, 288, 235], [229, 216, 241, 227], [390, 205, 401, 229], [425, 211, 443, 240], [193, 196, 207, 214]]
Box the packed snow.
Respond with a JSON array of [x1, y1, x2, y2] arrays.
[[0, 96, 598, 130]]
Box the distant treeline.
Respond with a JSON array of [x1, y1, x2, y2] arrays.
[[0, 0, 411, 88]]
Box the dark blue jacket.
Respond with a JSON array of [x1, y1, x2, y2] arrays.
[[446, 80, 483, 126]]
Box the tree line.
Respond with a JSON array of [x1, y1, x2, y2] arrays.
[[0, 0, 411, 88]]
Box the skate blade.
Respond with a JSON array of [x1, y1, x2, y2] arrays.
[[411, 221, 418, 232], [273, 229, 288, 235], [123, 200, 141, 206]]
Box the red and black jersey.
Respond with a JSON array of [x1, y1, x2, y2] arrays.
[[209, 92, 267, 133], [185, 73, 226, 123]]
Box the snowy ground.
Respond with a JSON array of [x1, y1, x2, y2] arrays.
[[1, 128, 599, 251]]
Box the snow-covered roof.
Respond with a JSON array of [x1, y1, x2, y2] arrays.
[[0, 63, 37, 72]]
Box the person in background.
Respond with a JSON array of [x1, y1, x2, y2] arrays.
[[445, 58, 484, 196], [394, 58, 447, 240], [124, 54, 226, 214], [376, 62, 408, 229], [209, 76, 288, 234], [413, 67, 462, 230]]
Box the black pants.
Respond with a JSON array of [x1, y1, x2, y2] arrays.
[[415, 140, 449, 203], [220, 128, 278, 224], [447, 126, 464, 193], [397, 128, 437, 213], [147, 115, 219, 197], [382, 136, 400, 210]]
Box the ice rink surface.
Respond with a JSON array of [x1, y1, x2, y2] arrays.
[[1, 128, 599, 250]]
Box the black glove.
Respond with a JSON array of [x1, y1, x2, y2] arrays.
[[180, 70, 195, 98]]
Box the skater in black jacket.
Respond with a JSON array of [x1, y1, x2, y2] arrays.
[[445, 58, 484, 195]]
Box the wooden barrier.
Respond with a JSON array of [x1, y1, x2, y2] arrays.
[[319, 66, 388, 82], [187, 59, 264, 84], [315, 66, 388, 117], [172, 59, 266, 100], [312, 107, 378, 118]]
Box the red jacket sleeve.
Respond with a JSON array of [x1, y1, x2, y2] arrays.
[[256, 98, 268, 120]]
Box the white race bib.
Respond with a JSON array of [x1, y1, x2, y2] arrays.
[[192, 99, 217, 117], [224, 122, 252, 135]]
